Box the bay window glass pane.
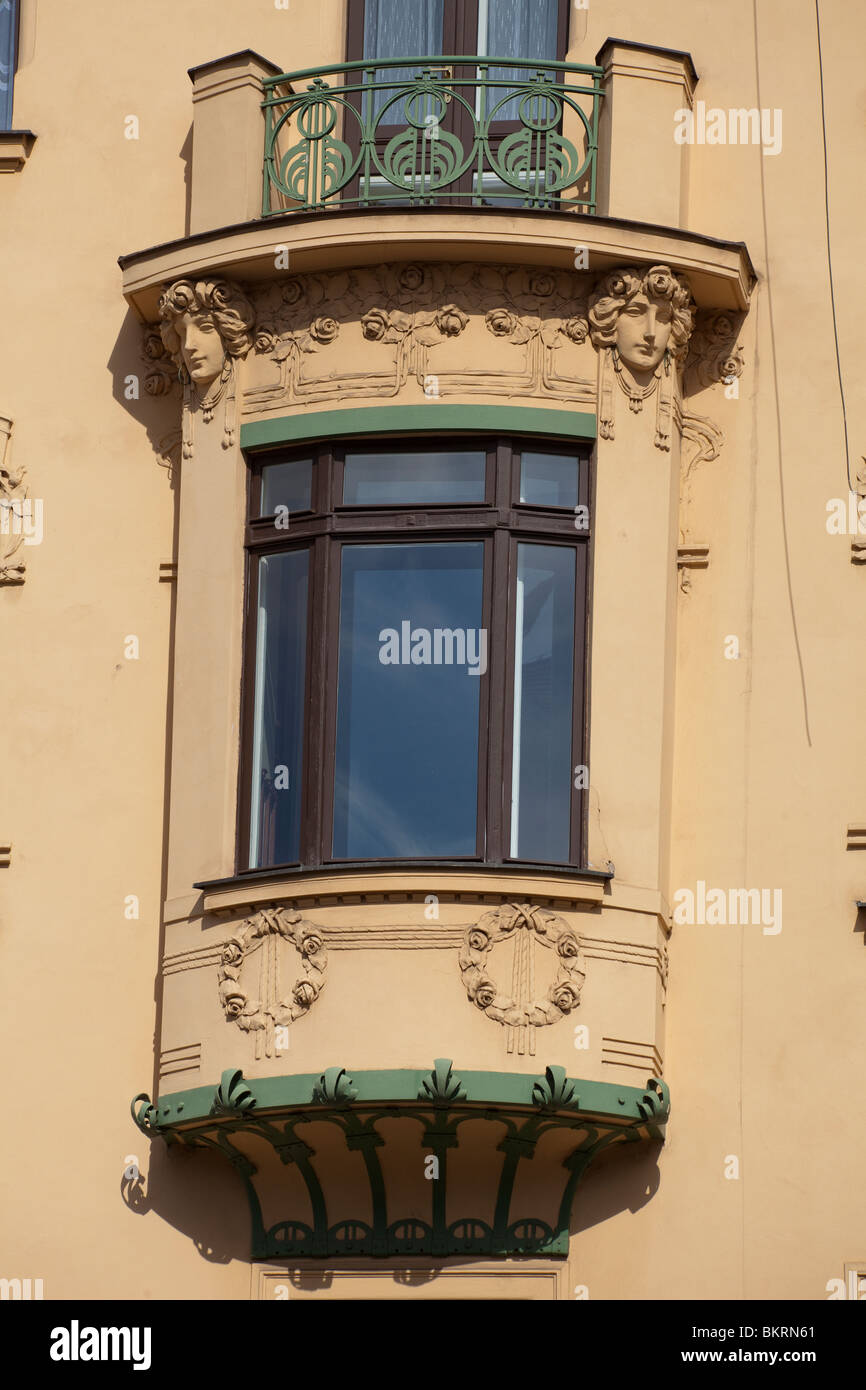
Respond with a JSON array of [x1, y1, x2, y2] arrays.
[[343, 448, 485, 505], [519, 451, 580, 508], [510, 543, 574, 862], [249, 550, 309, 868], [334, 542, 483, 858], [261, 457, 312, 516]]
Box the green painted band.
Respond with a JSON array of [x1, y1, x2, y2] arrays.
[[149, 1067, 664, 1129], [240, 405, 597, 451]]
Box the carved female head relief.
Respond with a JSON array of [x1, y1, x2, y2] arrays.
[[157, 278, 256, 454], [587, 264, 696, 447], [158, 278, 255, 388], [588, 265, 694, 373]]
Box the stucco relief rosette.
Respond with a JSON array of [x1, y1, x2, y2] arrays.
[[460, 903, 585, 1054], [218, 908, 327, 1056]]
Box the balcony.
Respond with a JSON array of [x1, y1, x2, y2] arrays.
[[261, 55, 603, 217], [122, 44, 754, 326]]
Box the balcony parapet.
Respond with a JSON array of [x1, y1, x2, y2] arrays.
[[182, 39, 699, 240], [261, 54, 603, 217]]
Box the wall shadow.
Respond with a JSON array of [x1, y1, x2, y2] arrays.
[[121, 1141, 250, 1265]]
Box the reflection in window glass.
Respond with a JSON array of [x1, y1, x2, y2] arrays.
[[519, 451, 580, 509], [249, 550, 308, 868], [261, 458, 312, 516], [334, 542, 484, 858], [511, 543, 574, 862], [343, 449, 486, 506]]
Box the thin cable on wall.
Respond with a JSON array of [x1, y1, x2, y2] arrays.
[[815, 0, 853, 494], [752, 0, 813, 748]]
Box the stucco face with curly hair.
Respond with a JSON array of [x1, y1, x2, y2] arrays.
[[613, 293, 674, 370], [588, 265, 694, 372], [158, 279, 255, 386]]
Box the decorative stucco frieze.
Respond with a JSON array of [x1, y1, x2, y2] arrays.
[[142, 262, 744, 480], [243, 261, 596, 409]]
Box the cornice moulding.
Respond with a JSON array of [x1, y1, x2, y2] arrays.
[[119, 210, 755, 322], [195, 868, 609, 918], [163, 875, 673, 927], [594, 36, 699, 91], [187, 49, 284, 84]]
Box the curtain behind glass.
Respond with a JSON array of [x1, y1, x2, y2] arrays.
[[484, 0, 559, 122], [363, 0, 445, 120], [0, 0, 18, 130]]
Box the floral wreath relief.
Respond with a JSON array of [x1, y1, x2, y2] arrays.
[[218, 907, 327, 1059], [459, 902, 585, 1056]]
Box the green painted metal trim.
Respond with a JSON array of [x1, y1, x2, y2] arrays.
[[241, 405, 597, 451], [261, 55, 604, 217], [141, 1067, 661, 1129], [263, 55, 605, 90]]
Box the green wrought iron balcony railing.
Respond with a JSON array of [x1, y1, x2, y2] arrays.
[[262, 55, 603, 217]]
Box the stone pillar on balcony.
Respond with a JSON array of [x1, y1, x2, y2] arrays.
[[188, 50, 284, 234], [594, 38, 697, 229]]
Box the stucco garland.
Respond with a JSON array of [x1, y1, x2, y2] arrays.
[[459, 902, 586, 1028], [217, 907, 327, 1033]]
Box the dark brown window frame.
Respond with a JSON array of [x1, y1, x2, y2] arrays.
[[237, 433, 592, 876], [343, 0, 572, 208], [345, 0, 571, 64]]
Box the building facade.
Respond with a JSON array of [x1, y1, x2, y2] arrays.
[[1, 0, 864, 1301]]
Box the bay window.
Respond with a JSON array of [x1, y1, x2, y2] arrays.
[[239, 436, 590, 872]]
